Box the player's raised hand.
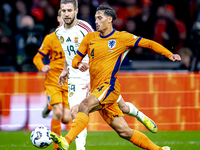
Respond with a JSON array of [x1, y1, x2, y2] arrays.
[[82, 82, 91, 97], [169, 54, 181, 62], [78, 62, 89, 72], [58, 69, 69, 87], [42, 65, 51, 72]]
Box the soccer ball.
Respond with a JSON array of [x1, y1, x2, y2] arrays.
[[30, 126, 52, 149]]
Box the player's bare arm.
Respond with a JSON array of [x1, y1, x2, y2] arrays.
[[82, 82, 91, 97], [58, 60, 69, 87]]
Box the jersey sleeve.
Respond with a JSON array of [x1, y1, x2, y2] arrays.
[[72, 34, 89, 69], [120, 32, 142, 48], [38, 35, 51, 55], [33, 52, 45, 71], [120, 32, 173, 58], [138, 38, 173, 58], [55, 29, 61, 40], [33, 35, 50, 71], [77, 20, 94, 35]]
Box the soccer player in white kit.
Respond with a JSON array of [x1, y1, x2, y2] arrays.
[[56, 1, 92, 150], [55, 0, 158, 150]]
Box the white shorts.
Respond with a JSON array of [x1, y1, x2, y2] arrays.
[[68, 77, 90, 109]]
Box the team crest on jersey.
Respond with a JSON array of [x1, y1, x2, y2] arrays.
[[69, 92, 74, 97], [74, 36, 78, 43], [60, 36, 64, 43], [108, 39, 116, 49]]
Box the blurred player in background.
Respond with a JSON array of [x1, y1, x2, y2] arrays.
[[50, 4, 181, 150], [55, 1, 93, 149], [33, 9, 71, 150]]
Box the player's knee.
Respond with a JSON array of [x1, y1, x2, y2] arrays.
[[122, 102, 131, 114], [120, 104, 129, 114], [71, 110, 78, 120], [71, 105, 79, 120], [62, 115, 71, 124], [118, 100, 130, 114], [54, 111, 62, 120], [117, 128, 132, 140]]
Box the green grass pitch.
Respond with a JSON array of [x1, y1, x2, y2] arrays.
[[0, 131, 199, 150]]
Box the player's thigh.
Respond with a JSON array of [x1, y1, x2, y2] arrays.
[[61, 88, 70, 121], [117, 95, 129, 113], [90, 83, 120, 107], [79, 95, 100, 114], [90, 83, 123, 124], [99, 101, 124, 125], [62, 107, 71, 124], [52, 103, 63, 110], [62, 89, 70, 109]]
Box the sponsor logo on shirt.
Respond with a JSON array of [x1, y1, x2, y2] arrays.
[[108, 50, 114, 52], [66, 37, 71, 42]]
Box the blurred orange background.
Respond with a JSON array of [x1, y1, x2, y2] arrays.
[[0, 72, 200, 131]]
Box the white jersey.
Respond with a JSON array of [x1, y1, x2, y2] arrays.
[[55, 19, 94, 80], [56, 20, 94, 108]]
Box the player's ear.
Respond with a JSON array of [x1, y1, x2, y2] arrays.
[[108, 16, 112, 23], [75, 8, 78, 15]]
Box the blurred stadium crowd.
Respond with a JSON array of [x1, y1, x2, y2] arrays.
[[0, 0, 200, 72]]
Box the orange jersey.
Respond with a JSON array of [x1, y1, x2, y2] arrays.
[[72, 29, 173, 93], [33, 32, 67, 89]]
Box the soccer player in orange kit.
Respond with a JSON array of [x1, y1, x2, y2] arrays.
[[33, 9, 71, 150], [49, 4, 181, 150], [50, 4, 182, 150], [49, 4, 182, 150]]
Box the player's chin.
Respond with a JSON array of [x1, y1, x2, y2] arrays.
[[96, 26, 100, 30], [65, 20, 72, 24], [96, 28, 101, 32]]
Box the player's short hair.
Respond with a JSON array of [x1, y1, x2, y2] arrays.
[[58, 9, 61, 17], [96, 5, 116, 22], [60, 0, 78, 9]]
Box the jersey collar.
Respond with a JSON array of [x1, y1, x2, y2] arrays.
[[100, 29, 116, 38]]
